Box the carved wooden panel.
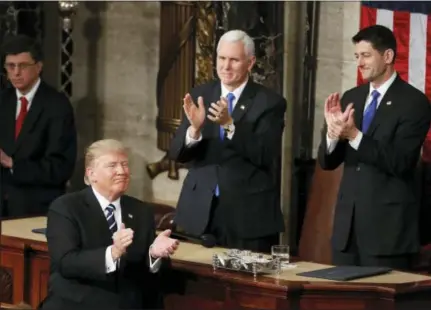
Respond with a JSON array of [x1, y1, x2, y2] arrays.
[[0, 267, 13, 303], [0, 248, 25, 305]]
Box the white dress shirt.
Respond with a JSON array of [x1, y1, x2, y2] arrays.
[[326, 71, 397, 153], [91, 188, 161, 274], [15, 78, 41, 119], [185, 79, 248, 146]]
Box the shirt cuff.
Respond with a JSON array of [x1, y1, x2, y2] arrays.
[[348, 131, 363, 150], [226, 124, 235, 140], [105, 246, 117, 273], [185, 126, 202, 147], [148, 249, 162, 273], [326, 134, 339, 154]]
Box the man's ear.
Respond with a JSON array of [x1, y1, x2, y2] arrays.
[[85, 167, 94, 183], [384, 49, 395, 64], [247, 56, 256, 73]]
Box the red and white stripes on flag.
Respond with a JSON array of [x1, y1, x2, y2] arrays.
[[359, 3, 431, 162]]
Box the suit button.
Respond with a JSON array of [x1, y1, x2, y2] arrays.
[[356, 166, 360, 172]]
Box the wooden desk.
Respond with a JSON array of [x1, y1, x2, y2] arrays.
[[2, 217, 431, 310]]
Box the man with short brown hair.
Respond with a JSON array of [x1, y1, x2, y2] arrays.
[[318, 25, 431, 269], [0, 34, 77, 217]]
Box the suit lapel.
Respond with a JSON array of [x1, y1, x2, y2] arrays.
[[13, 84, 45, 154], [120, 197, 135, 230], [231, 80, 257, 123], [354, 85, 369, 132], [366, 77, 401, 135], [83, 187, 113, 243]]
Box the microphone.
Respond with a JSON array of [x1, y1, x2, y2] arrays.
[[170, 231, 216, 248]]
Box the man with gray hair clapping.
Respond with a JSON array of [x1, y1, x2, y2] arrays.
[[170, 29, 286, 253], [40, 139, 179, 310]]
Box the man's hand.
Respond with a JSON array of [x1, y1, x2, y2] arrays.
[[327, 104, 357, 140], [339, 108, 359, 141], [111, 223, 134, 261], [324, 92, 355, 140], [183, 94, 205, 139], [149, 229, 179, 258], [0, 149, 13, 168], [324, 93, 343, 122], [207, 96, 233, 126]]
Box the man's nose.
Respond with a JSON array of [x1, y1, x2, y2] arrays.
[[11, 67, 21, 75], [115, 165, 125, 174]]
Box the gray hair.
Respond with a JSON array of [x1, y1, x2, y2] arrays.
[[217, 30, 255, 57], [84, 139, 127, 185]]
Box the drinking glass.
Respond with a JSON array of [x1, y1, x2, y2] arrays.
[[271, 245, 290, 271]]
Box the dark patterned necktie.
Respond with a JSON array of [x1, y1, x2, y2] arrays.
[[105, 204, 118, 234]]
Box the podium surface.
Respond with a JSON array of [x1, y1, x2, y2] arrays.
[[2, 217, 431, 310]]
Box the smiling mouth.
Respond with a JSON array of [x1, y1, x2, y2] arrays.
[[114, 179, 127, 183]]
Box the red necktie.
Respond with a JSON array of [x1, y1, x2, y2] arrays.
[[15, 96, 28, 139]]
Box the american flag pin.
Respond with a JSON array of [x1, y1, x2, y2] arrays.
[[386, 101, 392, 105], [240, 105, 245, 110], [128, 214, 133, 218]]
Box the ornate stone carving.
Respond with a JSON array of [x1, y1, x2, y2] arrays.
[[215, 2, 284, 93], [195, 2, 216, 85]]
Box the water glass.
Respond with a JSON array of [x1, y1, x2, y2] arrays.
[[271, 245, 290, 270]]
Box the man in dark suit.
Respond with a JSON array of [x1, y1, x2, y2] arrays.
[[318, 25, 431, 269], [41, 139, 179, 310], [0, 34, 77, 217], [169, 30, 286, 253]]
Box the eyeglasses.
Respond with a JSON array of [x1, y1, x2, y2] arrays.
[[4, 62, 37, 71]]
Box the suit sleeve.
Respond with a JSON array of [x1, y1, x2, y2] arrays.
[[47, 199, 107, 281], [356, 96, 431, 177], [11, 95, 77, 186], [317, 122, 347, 170], [168, 89, 206, 163], [225, 97, 286, 168]]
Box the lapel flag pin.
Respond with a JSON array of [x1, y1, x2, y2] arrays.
[[128, 214, 133, 219], [240, 105, 245, 110], [386, 101, 392, 105]]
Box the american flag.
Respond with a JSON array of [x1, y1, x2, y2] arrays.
[[359, 1, 431, 162]]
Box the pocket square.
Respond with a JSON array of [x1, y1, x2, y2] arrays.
[[128, 214, 133, 219]]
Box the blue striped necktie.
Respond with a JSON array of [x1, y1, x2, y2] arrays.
[[215, 92, 235, 197], [362, 90, 380, 133], [105, 204, 118, 234]]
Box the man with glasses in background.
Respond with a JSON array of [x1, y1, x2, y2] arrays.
[[0, 34, 77, 217]]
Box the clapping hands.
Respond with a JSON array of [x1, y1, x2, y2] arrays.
[[324, 93, 358, 141], [150, 229, 179, 258]]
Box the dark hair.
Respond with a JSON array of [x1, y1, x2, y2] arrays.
[[352, 25, 397, 62], [1, 34, 43, 62]]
